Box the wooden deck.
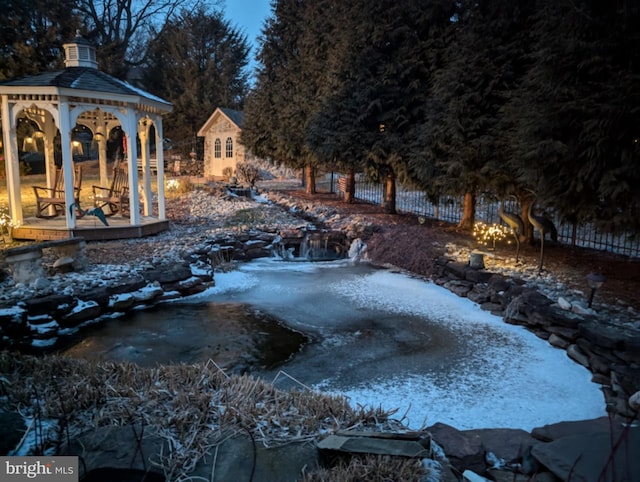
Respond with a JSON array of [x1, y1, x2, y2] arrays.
[[12, 215, 170, 241]]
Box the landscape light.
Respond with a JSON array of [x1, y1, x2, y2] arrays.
[[586, 273, 606, 308]]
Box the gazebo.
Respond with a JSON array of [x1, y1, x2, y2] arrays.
[[0, 33, 173, 241]]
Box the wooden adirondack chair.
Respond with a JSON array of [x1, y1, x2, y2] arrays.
[[92, 167, 130, 216], [33, 165, 83, 218]]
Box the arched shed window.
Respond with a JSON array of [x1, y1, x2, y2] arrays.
[[225, 137, 233, 158], [214, 138, 221, 158]]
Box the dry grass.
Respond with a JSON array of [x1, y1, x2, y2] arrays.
[[302, 454, 430, 482], [0, 353, 424, 481]]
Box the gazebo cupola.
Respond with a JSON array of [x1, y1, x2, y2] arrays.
[[63, 32, 98, 69]]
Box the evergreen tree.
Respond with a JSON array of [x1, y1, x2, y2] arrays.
[[0, 0, 81, 80], [242, 0, 331, 194], [419, 0, 532, 229], [510, 0, 640, 233], [307, 0, 434, 212], [143, 5, 250, 154]]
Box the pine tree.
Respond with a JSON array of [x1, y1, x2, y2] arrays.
[[510, 0, 640, 233], [143, 5, 250, 154]]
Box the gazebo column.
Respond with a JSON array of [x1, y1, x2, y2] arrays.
[[96, 131, 108, 187], [138, 122, 152, 216], [42, 117, 58, 216], [123, 111, 140, 225], [1, 96, 23, 226], [155, 120, 166, 220], [58, 102, 76, 229], [94, 111, 109, 188]]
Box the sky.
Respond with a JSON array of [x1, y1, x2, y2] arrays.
[[224, 0, 273, 73]]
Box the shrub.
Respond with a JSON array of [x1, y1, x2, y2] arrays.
[[235, 162, 261, 188], [222, 166, 234, 182]]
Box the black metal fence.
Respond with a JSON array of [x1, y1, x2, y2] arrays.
[[321, 174, 640, 258]]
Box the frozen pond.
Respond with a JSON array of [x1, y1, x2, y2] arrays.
[[187, 258, 606, 430], [66, 258, 606, 431]]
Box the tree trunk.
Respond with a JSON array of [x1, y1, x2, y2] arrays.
[[344, 169, 356, 203], [304, 165, 316, 195], [382, 171, 396, 214], [457, 192, 476, 230]]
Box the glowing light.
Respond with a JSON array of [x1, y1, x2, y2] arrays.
[[473, 222, 511, 251], [166, 179, 181, 191]]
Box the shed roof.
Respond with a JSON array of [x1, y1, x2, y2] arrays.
[[197, 107, 244, 137], [219, 108, 243, 127]]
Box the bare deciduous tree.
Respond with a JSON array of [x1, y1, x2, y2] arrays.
[[77, 0, 208, 78]]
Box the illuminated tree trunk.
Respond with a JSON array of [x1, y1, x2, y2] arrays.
[[457, 192, 476, 230], [382, 170, 396, 214], [344, 169, 356, 203], [304, 165, 316, 195]]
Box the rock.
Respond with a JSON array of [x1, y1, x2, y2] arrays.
[[107, 278, 147, 295], [53, 256, 75, 272], [67, 425, 167, 480], [571, 303, 593, 316], [546, 325, 579, 342], [531, 417, 613, 442], [444, 280, 473, 297], [23, 294, 75, 317], [131, 284, 165, 302], [461, 428, 538, 465], [0, 410, 27, 455], [530, 427, 640, 482], [31, 277, 50, 290], [109, 292, 136, 311], [592, 373, 610, 385], [548, 333, 570, 349], [588, 354, 611, 375], [462, 469, 490, 481], [480, 302, 503, 313], [145, 263, 193, 284], [488, 274, 511, 293], [566, 344, 590, 368], [557, 297, 572, 310], [59, 300, 102, 328], [426, 423, 485, 474], [77, 287, 114, 308], [486, 468, 556, 482], [610, 365, 640, 397], [579, 320, 637, 352], [465, 269, 492, 284], [629, 391, 640, 411], [467, 289, 491, 304]]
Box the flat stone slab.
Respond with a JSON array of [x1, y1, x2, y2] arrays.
[[189, 434, 320, 482], [531, 426, 640, 482], [318, 431, 431, 457], [531, 417, 618, 442]]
